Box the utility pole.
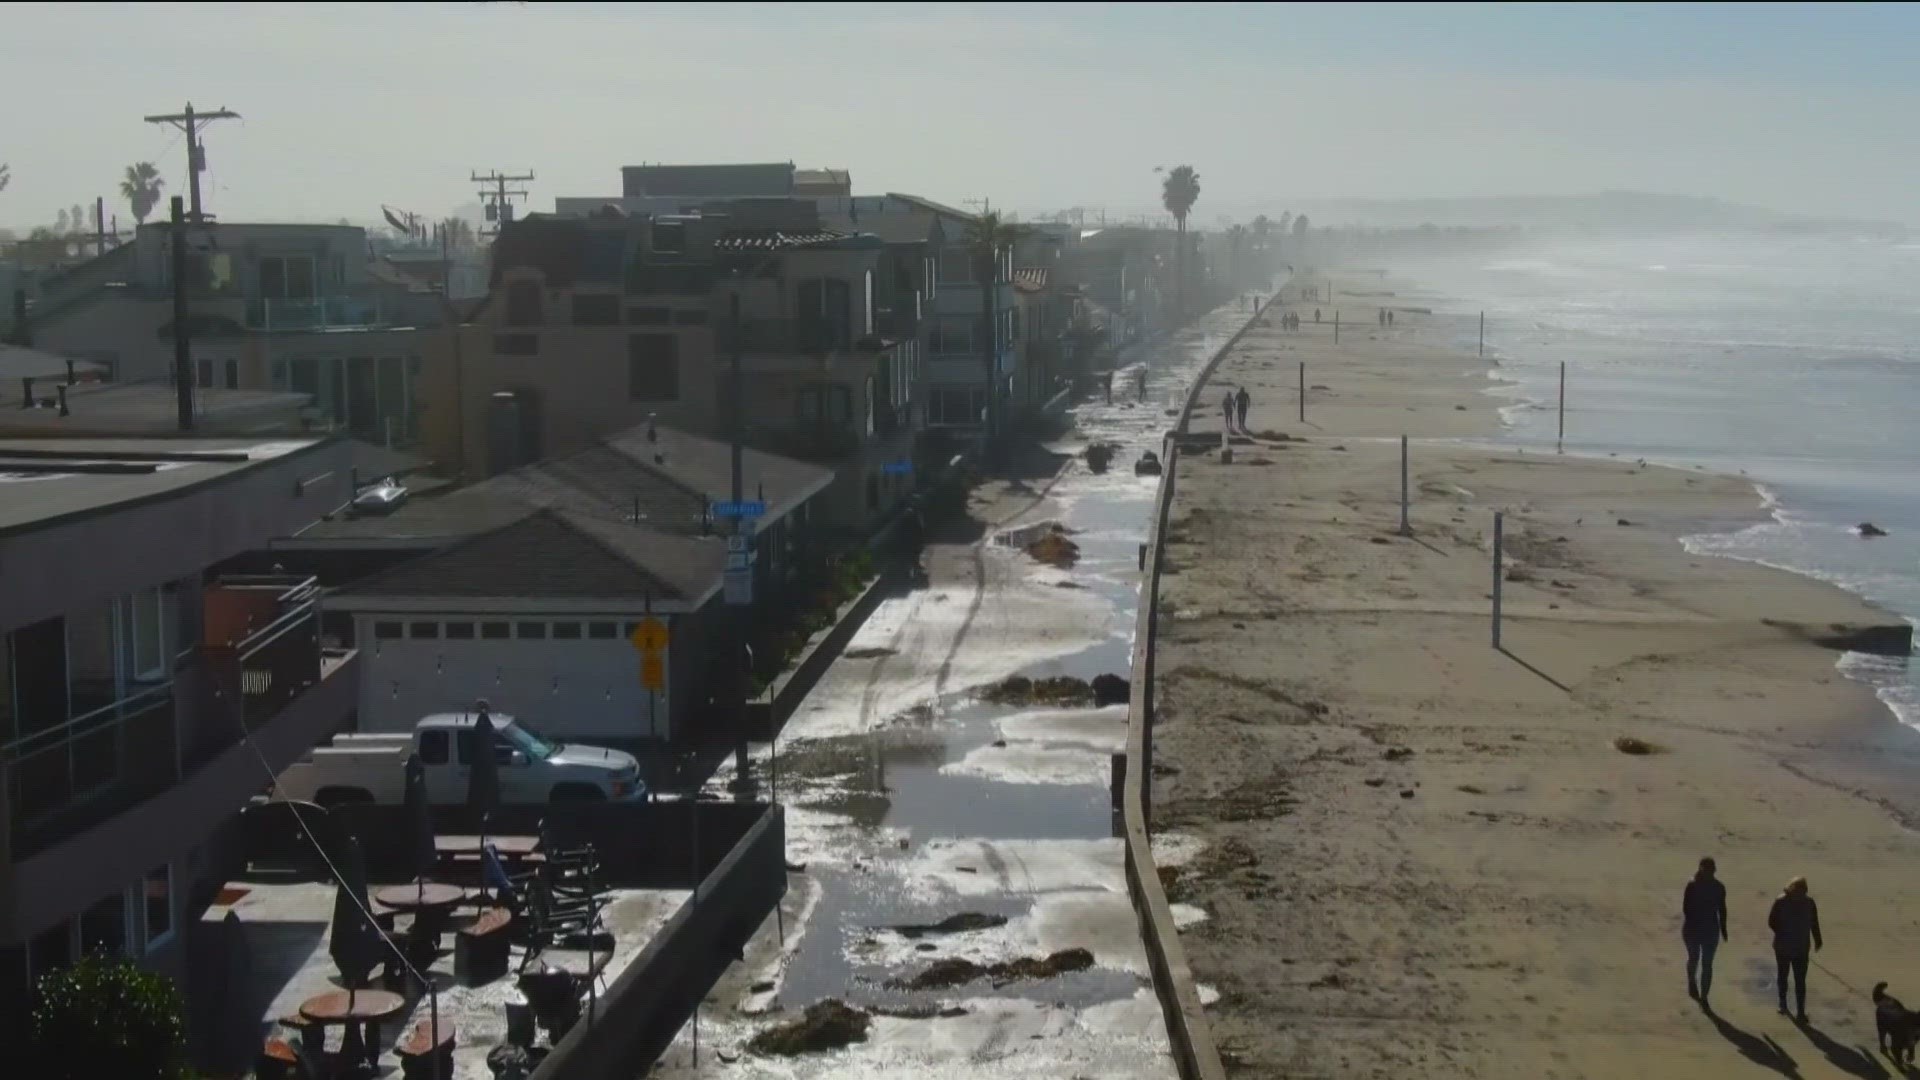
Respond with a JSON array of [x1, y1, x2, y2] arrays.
[[169, 196, 194, 431], [143, 103, 240, 223], [472, 170, 535, 238]]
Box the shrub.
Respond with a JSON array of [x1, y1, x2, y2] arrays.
[[31, 956, 188, 1080]]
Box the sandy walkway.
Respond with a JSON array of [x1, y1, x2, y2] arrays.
[[1153, 274, 1920, 1078]]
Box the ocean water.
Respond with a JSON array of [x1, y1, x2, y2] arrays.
[[1391, 235, 1920, 726]]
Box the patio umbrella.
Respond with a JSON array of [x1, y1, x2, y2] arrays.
[[468, 704, 502, 900], [403, 753, 437, 890], [327, 833, 382, 993]]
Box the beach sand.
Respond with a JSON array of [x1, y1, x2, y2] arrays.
[[1152, 275, 1920, 1078]]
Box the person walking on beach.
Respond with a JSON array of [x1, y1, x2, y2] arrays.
[[1234, 386, 1250, 431], [1314, 308, 1321, 324], [1769, 876, 1822, 1021], [1682, 857, 1728, 1009], [1221, 388, 1236, 431]]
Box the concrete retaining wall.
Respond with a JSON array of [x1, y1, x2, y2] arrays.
[[532, 804, 786, 1080], [1123, 286, 1283, 1080], [743, 570, 895, 741]]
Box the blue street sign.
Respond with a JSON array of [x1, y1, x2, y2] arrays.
[[882, 459, 914, 477], [711, 500, 766, 519]]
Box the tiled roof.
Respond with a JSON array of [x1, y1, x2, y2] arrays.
[[323, 423, 831, 605], [714, 227, 854, 252]]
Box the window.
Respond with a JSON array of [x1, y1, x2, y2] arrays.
[[931, 318, 973, 354], [938, 250, 973, 284], [651, 221, 687, 255], [797, 383, 853, 424], [516, 622, 546, 640], [552, 622, 582, 640], [124, 586, 173, 682], [259, 255, 317, 301], [373, 621, 403, 640], [224, 358, 239, 389], [494, 333, 538, 356], [628, 334, 680, 401], [409, 622, 440, 640], [572, 293, 620, 326], [672, 308, 708, 326], [141, 865, 172, 951], [627, 306, 671, 326], [587, 622, 619, 640], [931, 385, 986, 425], [445, 621, 475, 640], [505, 282, 543, 326], [481, 622, 510, 640], [418, 729, 450, 765]]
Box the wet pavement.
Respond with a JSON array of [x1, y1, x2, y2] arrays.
[[655, 304, 1257, 1079]]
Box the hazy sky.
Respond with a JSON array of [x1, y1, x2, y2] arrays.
[[5, 2, 1919, 229]]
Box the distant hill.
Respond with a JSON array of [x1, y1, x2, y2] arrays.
[[1286, 192, 1903, 234]]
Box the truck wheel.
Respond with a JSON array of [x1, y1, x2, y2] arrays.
[[549, 784, 605, 804], [315, 787, 374, 810]]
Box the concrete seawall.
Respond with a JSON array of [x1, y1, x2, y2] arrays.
[[1122, 288, 1282, 1080]]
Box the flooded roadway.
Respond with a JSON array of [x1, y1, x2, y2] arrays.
[[657, 303, 1255, 1079]]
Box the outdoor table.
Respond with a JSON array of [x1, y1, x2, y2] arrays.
[[297, 988, 405, 1076], [435, 835, 540, 857], [374, 882, 466, 963]]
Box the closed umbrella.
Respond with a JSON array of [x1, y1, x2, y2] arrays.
[[468, 704, 502, 900], [404, 753, 437, 889], [327, 834, 382, 992]]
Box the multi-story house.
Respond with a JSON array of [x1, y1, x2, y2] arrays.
[[0, 434, 358, 1027], [427, 199, 919, 534], [11, 222, 449, 448], [817, 194, 1018, 435]]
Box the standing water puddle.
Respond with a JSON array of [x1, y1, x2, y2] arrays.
[[658, 311, 1253, 1079]]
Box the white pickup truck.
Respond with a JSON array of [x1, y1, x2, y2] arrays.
[[275, 709, 646, 808]]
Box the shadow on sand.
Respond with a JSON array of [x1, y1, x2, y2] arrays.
[[1710, 1011, 1803, 1079], [1794, 1018, 1900, 1080]]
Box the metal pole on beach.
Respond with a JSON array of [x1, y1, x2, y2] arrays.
[[1298, 361, 1305, 424], [1558, 361, 1566, 453], [1492, 511, 1504, 649], [1479, 311, 1485, 358], [1334, 310, 1340, 345], [1400, 435, 1411, 536]]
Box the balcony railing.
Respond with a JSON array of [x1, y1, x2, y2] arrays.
[[4, 683, 179, 861], [245, 295, 388, 331], [2, 575, 328, 863]]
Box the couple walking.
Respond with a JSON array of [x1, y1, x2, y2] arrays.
[[1683, 858, 1823, 1018], [1221, 386, 1250, 433]]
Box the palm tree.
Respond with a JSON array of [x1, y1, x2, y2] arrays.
[[120, 162, 164, 225], [963, 210, 1030, 452], [1159, 165, 1201, 320]]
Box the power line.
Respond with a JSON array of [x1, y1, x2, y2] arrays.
[[471, 170, 534, 237], [142, 102, 240, 223]]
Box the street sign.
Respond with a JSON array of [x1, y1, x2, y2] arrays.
[[629, 616, 668, 652], [711, 500, 765, 519], [723, 566, 753, 606], [640, 651, 665, 692], [882, 459, 913, 477], [726, 533, 750, 554]]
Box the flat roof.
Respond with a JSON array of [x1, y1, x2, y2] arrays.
[[0, 436, 330, 535]]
